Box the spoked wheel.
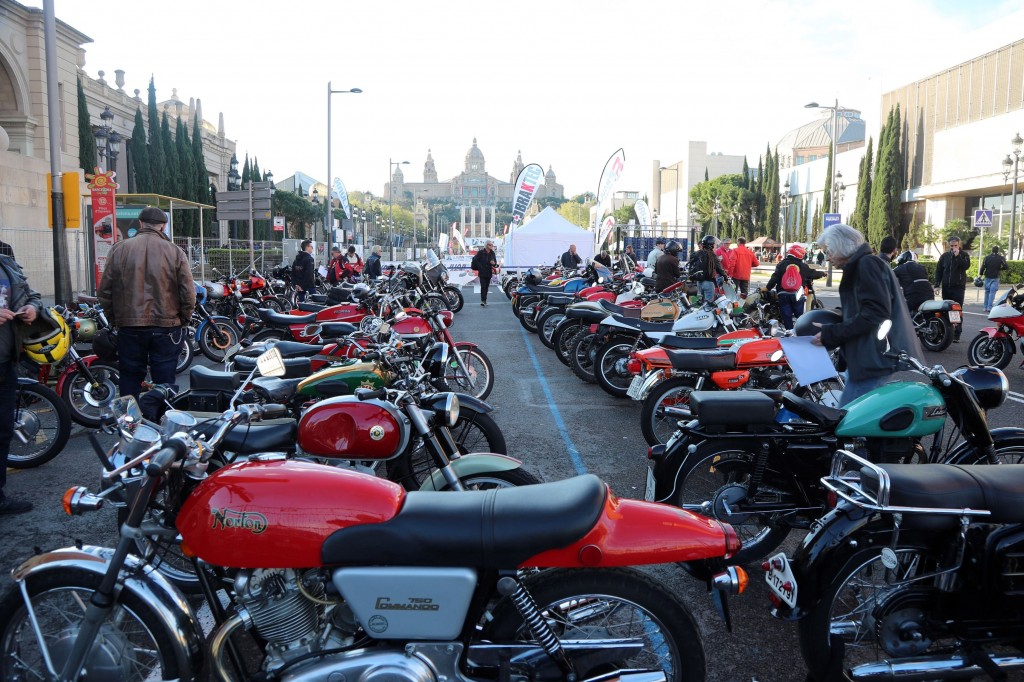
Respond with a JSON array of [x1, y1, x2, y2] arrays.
[[63, 363, 120, 427], [8, 382, 72, 468], [537, 309, 566, 349], [593, 338, 637, 398], [967, 333, 1014, 369], [175, 335, 194, 374], [117, 501, 200, 594], [484, 568, 706, 682], [553, 321, 582, 366], [446, 347, 495, 400], [442, 285, 464, 312], [569, 333, 599, 383], [519, 306, 540, 333], [669, 441, 791, 563], [917, 316, 952, 352], [640, 377, 698, 446]]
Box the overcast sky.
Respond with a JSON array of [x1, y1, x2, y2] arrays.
[[33, 0, 1024, 198]]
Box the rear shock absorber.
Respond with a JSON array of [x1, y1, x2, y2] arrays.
[[496, 576, 576, 680]]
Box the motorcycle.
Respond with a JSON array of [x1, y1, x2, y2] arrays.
[[645, 337, 1022, 564], [767, 449, 1024, 681], [911, 298, 961, 352], [0, 377, 748, 682], [422, 250, 464, 312], [6, 377, 72, 469], [967, 281, 1024, 368], [192, 283, 241, 362]]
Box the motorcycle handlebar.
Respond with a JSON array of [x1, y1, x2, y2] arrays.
[[144, 438, 189, 477], [256, 403, 290, 420], [355, 387, 388, 401]]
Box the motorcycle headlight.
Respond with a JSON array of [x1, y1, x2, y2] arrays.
[[951, 365, 1008, 410], [443, 392, 460, 427], [441, 271, 449, 282]]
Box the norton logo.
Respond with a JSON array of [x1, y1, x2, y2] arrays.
[[369, 425, 386, 441], [375, 597, 440, 611], [210, 508, 268, 534]]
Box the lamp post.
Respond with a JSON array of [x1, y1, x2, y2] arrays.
[[780, 180, 792, 253], [227, 153, 241, 240], [311, 188, 320, 242], [1001, 132, 1023, 260], [806, 98, 847, 285], [388, 158, 410, 256], [712, 197, 722, 236], [325, 84, 362, 254], [92, 106, 122, 175]]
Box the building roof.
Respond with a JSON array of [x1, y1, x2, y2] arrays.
[[777, 112, 865, 151]]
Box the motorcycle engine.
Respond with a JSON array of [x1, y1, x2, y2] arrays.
[[860, 438, 926, 464]]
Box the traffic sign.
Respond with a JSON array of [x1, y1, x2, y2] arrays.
[[974, 209, 993, 229], [273, 216, 285, 232], [823, 213, 841, 229]]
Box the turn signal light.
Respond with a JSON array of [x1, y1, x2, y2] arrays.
[[722, 522, 742, 559], [710, 565, 749, 594], [62, 486, 103, 515]]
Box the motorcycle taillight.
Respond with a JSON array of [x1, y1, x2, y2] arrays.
[[721, 522, 742, 559], [626, 358, 641, 375]]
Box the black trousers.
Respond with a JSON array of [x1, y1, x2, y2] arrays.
[[0, 363, 17, 492], [479, 276, 491, 303], [941, 285, 965, 338]]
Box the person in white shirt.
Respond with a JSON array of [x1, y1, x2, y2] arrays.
[[646, 239, 666, 269]]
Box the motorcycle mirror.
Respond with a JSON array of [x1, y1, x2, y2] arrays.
[[110, 395, 142, 427], [877, 319, 892, 341]]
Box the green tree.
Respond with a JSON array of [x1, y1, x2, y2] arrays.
[[557, 198, 594, 228], [689, 174, 756, 240], [742, 157, 750, 190], [765, 147, 780, 238], [868, 104, 904, 248], [811, 200, 823, 240], [175, 117, 197, 235], [704, 167, 709, 181], [822, 144, 834, 216], [147, 78, 166, 194], [252, 157, 262, 187], [129, 108, 151, 193], [241, 154, 251, 186], [850, 137, 873, 236], [191, 111, 211, 231], [160, 112, 181, 199], [273, 189, 321, 239], [76, 77, 97, 173]]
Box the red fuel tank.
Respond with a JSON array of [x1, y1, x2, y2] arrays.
[[297, 396, 411, 459], [392, 315, 433, 340], [178, 460, 405, 568], [734, 337, 784, 367]]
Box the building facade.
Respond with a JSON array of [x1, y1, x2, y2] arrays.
[[653, 141, 747, 226]]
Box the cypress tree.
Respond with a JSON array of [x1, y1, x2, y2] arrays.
[[147, 78, 166, 194], [822, 144, 834, 216], [755, 154, 765, 227], [176, 117, 197, 234], [742, 158, 750, 190], [77, 77, 97, 173], [765, 148, 780, 237], [160, 112, 181, 199], [851, 137, 873, 236], [130, 108, 151, 192], [811, 200, 822, 240], [868, 106, 904, 248], [241, 154, 251, 186], [191, 112, 212, 234], [704, 167, 709, 182]]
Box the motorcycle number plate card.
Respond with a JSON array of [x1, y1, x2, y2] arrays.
[[644, 466, 657, 502], [948, 311, 961, 323], [627, 376, 645, 400], [764, 552, 798, 608]]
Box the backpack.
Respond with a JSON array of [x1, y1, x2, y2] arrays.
[[780, 263, 803, 292]]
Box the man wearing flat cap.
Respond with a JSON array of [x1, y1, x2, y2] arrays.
[[98, 206, 195, 397]]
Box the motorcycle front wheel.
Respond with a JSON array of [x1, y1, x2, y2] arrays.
[[640, 377, 698, 446], [175, 334, 194, 375], [442, 285, 464, 312], [62, 363, 120, 427], [445, 347, 494, 401], [569, 332, 599, 383], [0, 568, 185, 681], [918, 315, 952, 352], [484, 568, 705, 682], [552, 320, 582, 366], [8, 382, 72, 468], [198, 321, 240, 362], [967, 333, 1014, 369], [537, 308, 566, 349]]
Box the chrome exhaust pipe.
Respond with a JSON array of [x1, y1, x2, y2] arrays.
[[850, 653, 1024, 680], [581, 670, 666, 682], [209, 612, 247, 682]]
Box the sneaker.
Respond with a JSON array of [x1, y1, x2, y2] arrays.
[[953, 338, 961, 343], [480, 302, 486, 307], [0, 496, 32, 515]]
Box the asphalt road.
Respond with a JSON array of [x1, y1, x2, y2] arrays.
[[1, 283, 1022, 682]]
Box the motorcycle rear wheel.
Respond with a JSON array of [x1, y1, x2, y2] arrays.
[[569, 333, 599, 383], [594, 338, 637, 398], [62, 363, 120, 428], [552, 321, 582, 366], [446, 347, 494, 401], [198, 321, 240, 362], [519, 306, 540, 333], [967, 333, 1014, 369], [175, 335, 194, 375], [250, 328, 287, 344], [484, 568, 705, 682], [640, 377, 698, 446], [918, 315, 952, 352], [537, 309, 565, 349], [7, 382, 72, 468]]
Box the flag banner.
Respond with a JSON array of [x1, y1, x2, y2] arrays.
[[597, 215, 616, 250], [634, 199, 651, 228], [509, 163, 544, 233], [595, 148, 626, 232], [87, 167, 119, 287], [332, 177, 352, 220]]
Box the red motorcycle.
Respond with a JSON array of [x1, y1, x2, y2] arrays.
[[967, 282, 1024, 369], [5, 390, 748, 682]]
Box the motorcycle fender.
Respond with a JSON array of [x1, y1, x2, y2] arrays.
[[55, 354, 102, 396], [422, 453, 522, 490], [979, 326, 1008, 339], [453, 341, 479, 351], [12, 545, 203, 677], [636, 371, 664, 400], [452, 392, 493, 414], [943, 427, 1024, 463]]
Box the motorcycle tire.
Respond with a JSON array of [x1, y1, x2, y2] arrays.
[[419, 466, 540, 491], [251, 328, 288, 344], [593, 337, 638, 398], [62, 362, 120, 428], [943, 437, 1024, 465], [485, 567, 706, 682], [640, 376, 699, 446], [116, 496, 204, 594], [918, 315, 952, 352], [446, 346, 495, 401], [537, 308, 566, 349], [421, 292, 450, 312], [503, 278, 519, 300], [442, 285, 464, 313], [7, 382, 72, 469], [198, 321, 240, 362], [797, 543, 940, 681], [0, 567, 186, 681], [518, 306, 540, 333], [967, 333, 1014, 369], [552, 320, 582, 366], [569, 332, 599, 384], [175, 334, 194, 375], [511, 296, 523, 318], [668, 439, 791, 564]]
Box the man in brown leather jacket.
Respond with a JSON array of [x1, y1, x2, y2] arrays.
[[98, 206, 195, 397]]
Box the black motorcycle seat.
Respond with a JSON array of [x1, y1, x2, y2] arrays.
[[319, 322, 358, 338], [546, 294, 575, 307], [194, 417, 298, 454], [297, 302, 326, 312], [780, 392, 846, 429], [659, 336, 719, 350], [314, 380, 353, 398], [309, 294, 328, 303], [237, 340, 324, 359], [641, 276, 657, 287], [690, 391, 777, 428], [523, 284, 565, 294], [610, 315, 675, 332], [250, 377, 304, 403], [918, 299, 950, 312], [189, 365, 243, 392], [258, 309, 316, 326], [862, 464, 1024, 524], [666, 348, 736, 371], [231, 355, 312, 379], [321, 474, 608, 569]]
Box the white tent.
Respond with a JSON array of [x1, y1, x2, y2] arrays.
[[503, 207, 595, 270]]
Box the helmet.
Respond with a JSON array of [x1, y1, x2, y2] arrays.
[[896, 250, 916, 266], [665, 240, 683, 255], [951, 366, 1008, 411], [524, 267, 542, 286], [22, 307, 71, 364], [793, 308, 842, 337], [350, 283, 371, 300], [701, 235, 717, 248], [787, 244, 806, 259], [74, 317, 98, 342], [92, 328, 119, 361]]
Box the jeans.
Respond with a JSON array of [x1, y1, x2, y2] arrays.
[[118, 326, 183, 398], [699, 280, 716, 303], [777, 291, 802, 330], [479, 276, 491, 303], [839, 373, 890, 407], [984, 278, 1000, 310], [0, 363, 17, 492]]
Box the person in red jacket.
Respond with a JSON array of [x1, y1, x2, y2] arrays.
[[714, 238, 736, 281], [731, 237, 760, 297]]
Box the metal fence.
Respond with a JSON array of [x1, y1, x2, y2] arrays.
[[0, 227, 91, 303]]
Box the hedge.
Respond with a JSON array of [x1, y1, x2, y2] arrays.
[[917, 259, 1024, 283]]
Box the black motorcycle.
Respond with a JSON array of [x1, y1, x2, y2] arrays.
[[910, 298, 961, 352]]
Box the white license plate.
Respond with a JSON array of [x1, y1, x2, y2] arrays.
[[948, 311, 961, 323], [644, 466, 656, 502], [764, 552, 798, 608], [626, 376, 646, 400]]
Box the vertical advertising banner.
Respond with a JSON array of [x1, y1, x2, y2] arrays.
[[594, 148, 626, 232], [634, 199, 651, 229], [332, 177, 352, 220], [509, 163, 544, 233], [87, 168, 118, 287]]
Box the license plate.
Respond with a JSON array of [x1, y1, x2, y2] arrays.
[[627, 376, 646, 400], [644, 466, 656, 501], [948, 311, 961, 323], [764, 552, 798, 608]]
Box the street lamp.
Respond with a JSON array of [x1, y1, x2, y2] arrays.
[[1001, 132, 1023, 259], [806, 98, 848, 285], [388, 158, 410, 255], [326, 84, 362, 253], [712, 197, 722, 235], [780, 180, 792, 252], [227, 153, 241, 240], [311, 189, 320, 241], [92, 105, 122, 175], [834, 171, 846, 210]]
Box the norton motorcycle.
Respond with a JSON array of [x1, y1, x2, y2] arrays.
[[967, 281, 1024, 368], [0, 382, 748, 682], [766, 450, 1024, 681]]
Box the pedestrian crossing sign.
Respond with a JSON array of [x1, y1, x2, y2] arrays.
[[974, 209, 993, 229]]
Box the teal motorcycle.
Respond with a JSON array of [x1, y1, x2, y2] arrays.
[[645, 344, 1020, 564]]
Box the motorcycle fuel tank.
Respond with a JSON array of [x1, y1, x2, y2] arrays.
[[298, 396, 411, 459], [836, 381, 945, 438], [734, 337, 784, 367], [297, 361, 389, 396], [392, 316, 433, 339], [177, 460, 405, 568]]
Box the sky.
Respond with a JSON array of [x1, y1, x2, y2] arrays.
[[31, 0, 1024, 200]]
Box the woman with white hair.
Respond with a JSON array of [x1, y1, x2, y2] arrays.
[[811, 224, 922, 405]]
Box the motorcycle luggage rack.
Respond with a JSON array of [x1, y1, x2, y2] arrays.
[[821, 450, 991, 518]]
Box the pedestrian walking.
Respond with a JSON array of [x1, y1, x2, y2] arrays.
[[765, 244, 823, 330], [980, 246, 1008, 312], [471, 241, 498, 306], [731, 237, 760, 297], [935, 235, 971, 342], [292, 239, 315, 302], [688, 235, 728, 302], [97, 206, 196, 399]]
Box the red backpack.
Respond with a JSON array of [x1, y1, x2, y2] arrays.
[[780, 263, 803, 292]]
